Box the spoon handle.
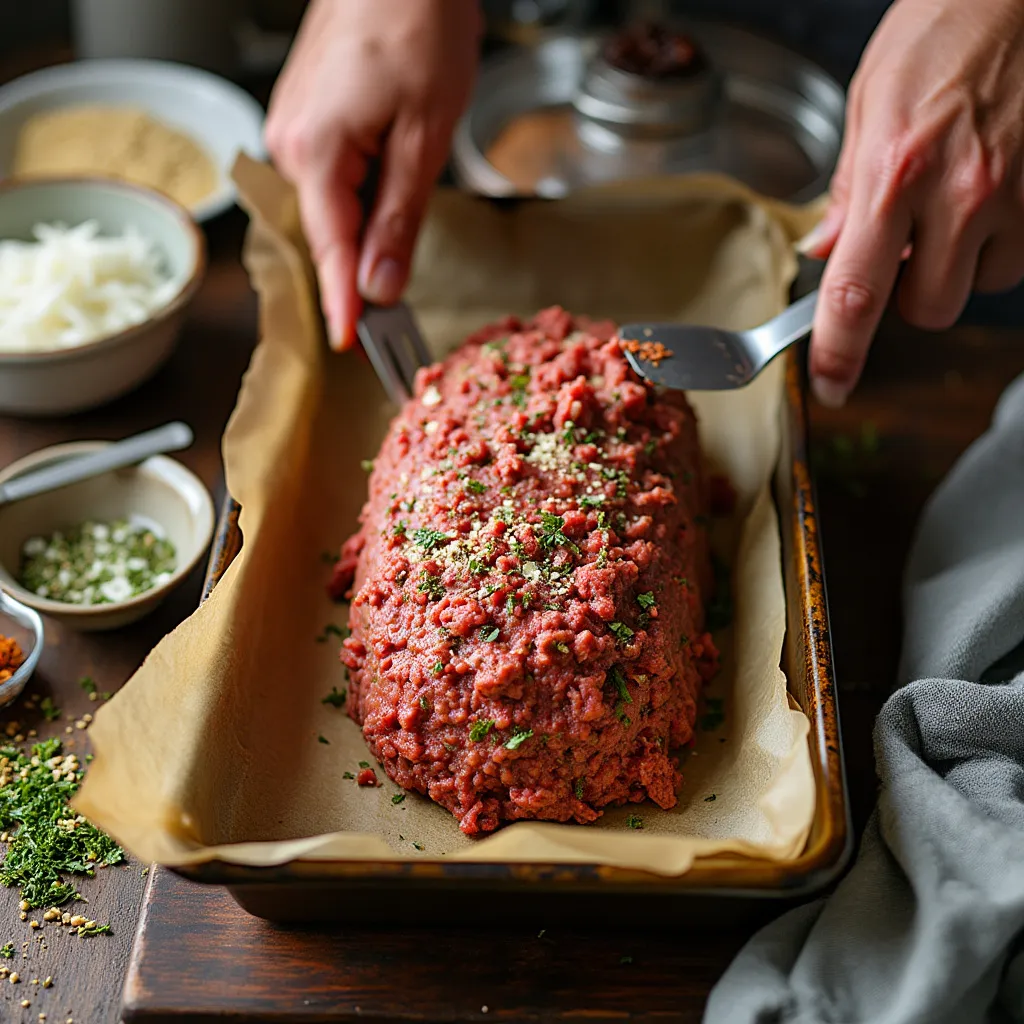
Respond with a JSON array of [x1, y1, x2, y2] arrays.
[[748, 289, 819, 365], [0, 422, 194, 507]]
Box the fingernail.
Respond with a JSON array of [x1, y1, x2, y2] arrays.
[[811, 376, 850, 409], [360, 257, 404, 305], [796, 209, 842, 257], [327, 316, 343, 351], [329, 319, 358, 352]]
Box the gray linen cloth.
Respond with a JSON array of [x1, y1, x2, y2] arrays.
[[705, 370, 1024, 1024]]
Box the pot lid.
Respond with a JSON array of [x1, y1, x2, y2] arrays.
[[453, 22, 846, 203]]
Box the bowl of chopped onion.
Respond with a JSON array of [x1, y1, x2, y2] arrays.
[[0, 176, 205, 415], [0, 440, 214, 631]]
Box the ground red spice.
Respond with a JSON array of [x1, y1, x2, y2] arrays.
[[619, 337, 673, 368], [0, 635, 24, 684]]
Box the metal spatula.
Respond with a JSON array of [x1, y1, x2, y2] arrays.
[[618, 289, 818, 391]]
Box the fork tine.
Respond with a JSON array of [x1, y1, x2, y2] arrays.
[[405, 319, 433, 366], [357, 302, 431, 405], [357, 314, 411, 406], [390, 326, 425, 394]]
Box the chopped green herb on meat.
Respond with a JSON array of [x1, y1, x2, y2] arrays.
[[464, 479, 487, 495], [574, 779, 584, 799], [417, 573, 445, 601], [469, 720, 495, 742], [505, 728, 534, 750], [554, 641, 570, 655], [609, 621, 634, 644], [608, 665, 632, 704], [480, 626, 500, 642], [536, 512, 579, 556], [636, 592, 656, 610], [413, 528, 451, 553]]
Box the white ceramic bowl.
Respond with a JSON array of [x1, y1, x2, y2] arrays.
[[0, 590, 44, 708], [0, 441, 215, 631], [0, 177, 206, 416], [0, 58, 266, 222]]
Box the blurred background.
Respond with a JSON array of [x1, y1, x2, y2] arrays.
[[0, 0, 886, 83], [1, 0, 1018, 324]]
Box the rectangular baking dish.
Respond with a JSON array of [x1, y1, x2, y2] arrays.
[[174, 345, 850, 925]]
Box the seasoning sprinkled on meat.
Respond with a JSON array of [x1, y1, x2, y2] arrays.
[[619, 337, 673, 368], [340, 307, 718, 835]]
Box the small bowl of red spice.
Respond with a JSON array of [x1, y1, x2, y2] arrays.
[[0, 589, 44, 708]]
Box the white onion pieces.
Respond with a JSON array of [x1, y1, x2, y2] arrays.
[[0, 220, 178, 353]]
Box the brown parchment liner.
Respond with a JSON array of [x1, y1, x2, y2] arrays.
[[74, 156, 825, 876]]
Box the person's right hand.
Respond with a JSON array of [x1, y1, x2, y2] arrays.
[[265, 0, 482, 351]]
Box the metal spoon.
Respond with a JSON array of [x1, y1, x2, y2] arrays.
[[0, 421, 194, 507], [618, 289, 818, 391]]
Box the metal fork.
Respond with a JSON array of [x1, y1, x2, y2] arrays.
[[617, 289, 818, 391], [356, 302, 432, 406], [353, 157, 433, 406]]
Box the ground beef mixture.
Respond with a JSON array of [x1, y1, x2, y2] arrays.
[[337, 307, 719, 835]]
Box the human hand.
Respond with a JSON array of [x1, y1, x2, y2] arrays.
[[265, 0, 482, 350], [799, 0, 1024, 407]]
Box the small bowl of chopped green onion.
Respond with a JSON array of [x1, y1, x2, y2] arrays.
[[0, 589, 44, 706], [0, 440, 214, 631]]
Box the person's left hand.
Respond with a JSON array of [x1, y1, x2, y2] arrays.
[[799, 0, 1024, 407]]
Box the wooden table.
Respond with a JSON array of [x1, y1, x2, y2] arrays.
[[0, 206, 1022, 1022]]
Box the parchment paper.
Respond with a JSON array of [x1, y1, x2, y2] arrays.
[[74, 156, 824, 876]]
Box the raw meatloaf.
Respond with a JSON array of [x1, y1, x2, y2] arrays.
[[338, 307, 719, 835]]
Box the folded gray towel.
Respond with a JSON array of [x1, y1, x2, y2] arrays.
[[704, 372, 1024, 1024]]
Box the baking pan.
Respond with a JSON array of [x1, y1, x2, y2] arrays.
[[171, 343, 851, 925]]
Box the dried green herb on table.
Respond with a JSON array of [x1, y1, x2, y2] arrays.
[[0, 739, 123, 918], [38, 699, 60, 724]]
